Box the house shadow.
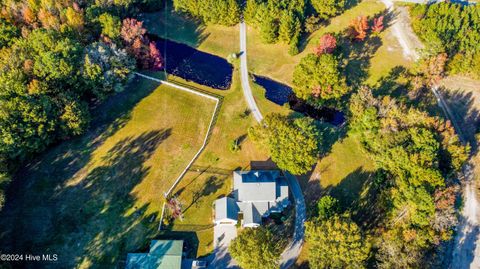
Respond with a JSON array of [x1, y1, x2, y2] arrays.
[[250, 159, 278, 170]]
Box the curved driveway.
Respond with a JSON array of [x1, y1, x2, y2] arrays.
[[280, 172, 307, 269], [238, 21, 306, 269], [239, 22, 263, 123]]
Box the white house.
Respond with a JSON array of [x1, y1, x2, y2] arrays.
[[214, 170, 290, 228]]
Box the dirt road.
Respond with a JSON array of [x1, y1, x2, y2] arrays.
[[381, 1, 480, 268]]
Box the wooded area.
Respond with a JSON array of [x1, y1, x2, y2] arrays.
[[0, 0, 164, 209]]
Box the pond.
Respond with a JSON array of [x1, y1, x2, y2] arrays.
[[253, 75, 293, 105], [289, 96, 346, 126], [150, 35, 233, 90], [253, 75, 345, 126]]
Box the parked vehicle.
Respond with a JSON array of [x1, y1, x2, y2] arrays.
[[192, 260, 207, 268]]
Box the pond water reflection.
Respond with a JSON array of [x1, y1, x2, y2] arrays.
[[151, 35, 233, 90], [253, 75, 345, 126]]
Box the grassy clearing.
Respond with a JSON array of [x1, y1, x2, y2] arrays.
[[302, 135, 376, 205], [141, 5, 239, 58], [364, 26, 413, 85], [295, 134, 376, 268], [0, 77, 217, 267], [143, 68, 273, 257]]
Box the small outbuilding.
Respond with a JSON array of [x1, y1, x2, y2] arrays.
[[126, 240, 183, 269]]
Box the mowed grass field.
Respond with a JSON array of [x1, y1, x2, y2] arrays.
[[0, 77, 217, 267], [142, 69, 272, 257], [306, 135, 376, 205], [247, 0, 412, 86]]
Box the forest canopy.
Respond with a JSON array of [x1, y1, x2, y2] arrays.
[[0, 0, 164, 209], [410, 2, 480, 79]]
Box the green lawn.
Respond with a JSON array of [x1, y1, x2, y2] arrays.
[[295, 134, 377, 268], [0, 77, 217, 268], [301, 135, 376, 205], [143, 67, 274, 257], [141, 5, 239, 58]]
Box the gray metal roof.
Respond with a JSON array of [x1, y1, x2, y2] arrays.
[[215, 197, 238, 221], [243, 202, 261, 226], [215, 170, 290, 227], [276, 178, 289, 202], [234, 170, 281, 202]]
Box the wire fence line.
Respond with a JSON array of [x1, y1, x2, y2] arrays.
[[133, 72, 223, 231]]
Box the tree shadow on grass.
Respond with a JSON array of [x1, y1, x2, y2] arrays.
[[373, 65, 409, 94], [30, 130, 170, 267], [338, 8, 394, 88], [303, 167, 381, 225], [21, 76, 160, 183], [182, 175, 225, 214], [317, 122, 347, 157], [0, 78, 170, 267], [140, 5, 210, 49], [297, 167, 379, 268], [340, 34, 383, 88]]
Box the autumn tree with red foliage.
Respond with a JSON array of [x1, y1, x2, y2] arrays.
[[149, 42, 163, 70], [348, 16, 368, 41], [167, 197, 183, 220], [120, 18, 146, 44], [120, 18, 163, 70], [314, 33, 337, 56], [422, 53, 448, 86], [371, 15, 384, 34]]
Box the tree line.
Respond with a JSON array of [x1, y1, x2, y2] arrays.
[[0, 0, 164, 210], [172, 0, 348, 55], [410, 2, 480, 79], [349, 85, 468, 268], [172, 0, 240, 26]]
